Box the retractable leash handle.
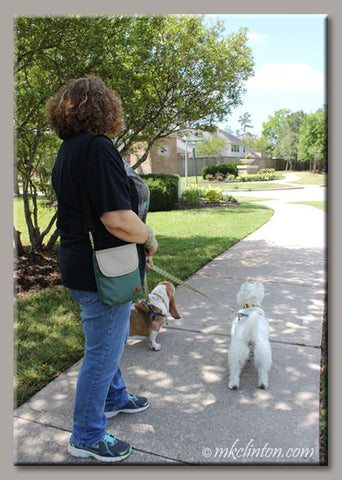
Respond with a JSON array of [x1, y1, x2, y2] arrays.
[[150, 264, 237, 314]]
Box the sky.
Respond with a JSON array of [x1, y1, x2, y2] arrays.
[[205, 14, 327, 137]]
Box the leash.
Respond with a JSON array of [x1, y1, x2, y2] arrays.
[[150, 264, 237, 314], [143, 272, 150, 304]]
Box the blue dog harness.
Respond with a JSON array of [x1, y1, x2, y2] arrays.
[[140, 301, 167, 324]]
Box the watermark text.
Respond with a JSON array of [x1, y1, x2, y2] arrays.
[[202, 439, 315, 461]]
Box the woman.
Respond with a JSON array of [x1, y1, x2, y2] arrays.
[[45, 75, 158, 463]]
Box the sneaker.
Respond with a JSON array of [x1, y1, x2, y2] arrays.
[[105, 394, 150, 419], [68, 433, 131, 463]]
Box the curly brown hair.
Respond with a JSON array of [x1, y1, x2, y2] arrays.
[[45, 75, 124, 140]]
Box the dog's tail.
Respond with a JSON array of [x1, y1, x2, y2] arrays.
[[241, 310, 259, 342]]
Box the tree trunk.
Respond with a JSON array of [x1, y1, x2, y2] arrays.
[[13, 227, 24, 256], [22, 189, 41, 252], [46, 227, 60, 250]]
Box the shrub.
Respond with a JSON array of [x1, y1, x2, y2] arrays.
[[204, 174, 216, 181], [236, 172, 277, 182], [141, 174, 179, 211], [216, 174, 226, 181], [202, 165, 217, 179], [222, 193, 238, 204], [215, 162, 240, 177], [181, 185, 205, 205], [202, 162, 242, 179], [204, 186, 223, 203]]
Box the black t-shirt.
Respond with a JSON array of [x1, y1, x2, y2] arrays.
[[52, 131, 148, 291]]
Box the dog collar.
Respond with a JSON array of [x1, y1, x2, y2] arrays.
[[238, 304, 261, 321], [243, 303, 261, 309], [140, 301, 167, 323]]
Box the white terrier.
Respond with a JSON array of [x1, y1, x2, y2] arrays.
[[228, 281, 272, 389]]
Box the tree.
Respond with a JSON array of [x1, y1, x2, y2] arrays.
[[14, 15, 254, 252], [14, 16, 117, 252], [273, 111, 305, 170], [111, 16, 254, 169], [195, 136, 227, 157], [241, 134, 271, 157], [261, 109, 291, 157], [238, 112, 253, 133], [251, 136, 271, 156], [298, 107, 327, 172]]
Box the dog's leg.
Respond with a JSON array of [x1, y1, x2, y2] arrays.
[[149, 330, 161, 351], [228, 339, 250, 389], [254, 339, 272, 389]]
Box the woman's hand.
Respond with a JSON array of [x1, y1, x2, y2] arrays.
[[145, 237, 158, 269], [146, 256, 154, 270]]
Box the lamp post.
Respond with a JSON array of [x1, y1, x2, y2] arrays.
[[184, 136, 188, 187]]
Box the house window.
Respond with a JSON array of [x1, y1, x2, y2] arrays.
[[158, 146, 169, 156], [231, 144, 240, 152]]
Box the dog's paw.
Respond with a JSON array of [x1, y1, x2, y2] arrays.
[[228, 383, 238, 390], [149, 342, 161, 351]]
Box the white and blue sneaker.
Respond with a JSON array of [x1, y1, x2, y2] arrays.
[[68, 433, 131, 463], [105, 394, 150, 419]]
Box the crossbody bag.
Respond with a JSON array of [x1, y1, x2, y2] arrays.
[[79, 135, 142, 306]]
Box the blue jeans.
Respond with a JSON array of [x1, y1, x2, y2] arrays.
[[68, 289, 131, 447]]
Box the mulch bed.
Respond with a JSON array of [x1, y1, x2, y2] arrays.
[[14, 246, 61, 296], [14, 200, 238, 295]]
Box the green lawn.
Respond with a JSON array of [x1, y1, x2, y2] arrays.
[[181, 171, 327, 190], [14, 199, 274, 407], [145, 199, 273, 289], [289, 171, 327, 186], [13, 197, 58, 246], [290, 201, 326, 212], [180, 175, 287, 191]]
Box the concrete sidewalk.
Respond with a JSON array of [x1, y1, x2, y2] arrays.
[[13, 190, 326, 465]]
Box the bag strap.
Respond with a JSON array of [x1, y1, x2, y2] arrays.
[[79, 134, 98, 250]]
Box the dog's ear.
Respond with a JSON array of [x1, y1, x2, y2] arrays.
[[136, 302, 164, 316], [135, 302, 150, 315], [164, 282, 181, 319], [152, 305, 163, 314], [169, 295, 181, 319]]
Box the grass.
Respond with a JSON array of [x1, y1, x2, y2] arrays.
[[13, 171, 326, 246], [236, 197, 276, 203], [289, 171, 327, 186], [226, 182, 289, 190], [145, 199, 273, 290], [14, 200, 274, 407], [181, 175, 287, 191], [14, 287, 83, 407], [290, 201, 326, 212], [13, 197, 58, 246], [181, 171, 327, 191]]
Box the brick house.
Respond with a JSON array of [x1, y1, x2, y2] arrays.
[[124, 129, 285, 176]]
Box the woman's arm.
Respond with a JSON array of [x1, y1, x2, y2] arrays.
[[100, 209, 149, 244]]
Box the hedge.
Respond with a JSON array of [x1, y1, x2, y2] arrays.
[[202, 162, 242, 179], [140, 173, 179, 211]]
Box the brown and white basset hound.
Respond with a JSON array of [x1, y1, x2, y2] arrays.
[[129, 281, 181, 350]]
